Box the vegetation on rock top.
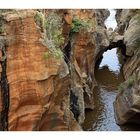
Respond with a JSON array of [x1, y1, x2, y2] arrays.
[[35, 10, 64, 60], [71, 18, 95, 33]]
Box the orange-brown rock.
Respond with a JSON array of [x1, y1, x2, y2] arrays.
[[70, 28, 96, 114], [5, 10, 57, 130], [35, 75, 81, 131], [63, 9, 109, 125], [62, 10, 72, 45], [0, 10, 80, 131], [0, 9, 110, 131]]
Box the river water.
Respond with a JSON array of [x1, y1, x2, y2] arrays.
[[83, 48, 124, 131], [82, 9, 140, 131]]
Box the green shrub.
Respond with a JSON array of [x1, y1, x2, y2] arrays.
[[34, 11, 44, 30], [126, 76, 135, 87], [35, 11, 64, 60], [71, 18, 84, 33], [43, 11, 64, 60], [118, 84, 124, 92], [118, 76, 135, 93], [44, 48, 63, 60], [44, 11, 64, 48], [44, 51, 51, 59], [71, 18, 94, 33], [51, 29, 64, 47], [54, 48, 64, 59]]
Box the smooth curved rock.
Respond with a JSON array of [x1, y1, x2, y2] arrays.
[[114, 68, 140, 125], [114, 10, 140, 125]]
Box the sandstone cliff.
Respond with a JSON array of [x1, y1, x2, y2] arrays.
[[62, 9, 109, 125], [0, 10, 77, 131], [0, 9, 109, 131]]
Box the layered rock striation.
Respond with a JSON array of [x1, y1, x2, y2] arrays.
[[0, 9, 109, 131]]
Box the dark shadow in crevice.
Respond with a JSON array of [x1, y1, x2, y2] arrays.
[[63, 41, 71, 64]]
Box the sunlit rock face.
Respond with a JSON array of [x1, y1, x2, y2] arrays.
[[114, 10, 140, 125], [0, 10, 76, 131], [0, 9, 110, 130]]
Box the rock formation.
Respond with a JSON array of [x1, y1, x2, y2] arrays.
[[0, 9, 109, 131], [64, 9, 109, 125], [0, 10, 78, 131], [114, 9, 140, 125]]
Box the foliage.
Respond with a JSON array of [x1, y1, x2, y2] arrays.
[[35, 11, 64, 60], [44, 11, 64, 48], [44, 51, 51, 59], [71, 18, 84, 33], [118, 75, 135, 92], [44, 48, 63, 59], [34, 11, 44, 30], [118, 84, 124, 93], [71, 18, 94, 33], [126, 76, 135, 87], [51, 29, 64, 47], [43, 11, 64, 59]]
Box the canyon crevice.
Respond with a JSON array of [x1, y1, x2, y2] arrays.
[[0, 9, 140, 131]]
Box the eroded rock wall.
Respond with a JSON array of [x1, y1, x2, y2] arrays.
[[64, 9, 109, 124], [0, 9, 109, 131], [0, 10, 77, 131], [114, 9, 140, 125]]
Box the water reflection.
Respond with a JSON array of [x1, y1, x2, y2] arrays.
[[83, 48, 140, 131], [95, 65, 124, 91], [83, 87, 121, 131], [82, 9, 140, 131]]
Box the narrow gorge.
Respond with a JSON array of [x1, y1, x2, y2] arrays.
[[0, 9, 140, 131]]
